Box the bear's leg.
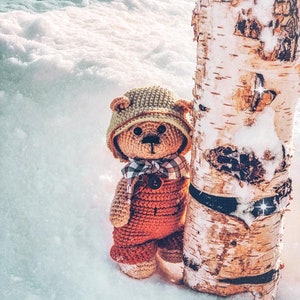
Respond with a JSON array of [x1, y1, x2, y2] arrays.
[[119, 258, 157, 279], [157, 230, 184, 284], [110, 240, 157, 279]]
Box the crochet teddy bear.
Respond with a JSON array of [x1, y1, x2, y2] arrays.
[[106, 86, 193, 280]]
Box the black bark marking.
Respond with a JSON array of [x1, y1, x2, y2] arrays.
[[205, 146, 266, 184], [234, 9, 262, 39], [250, 73, 277, 112], [199, 104, 209, 112], [183, 255, 200, 272], [219, 269, 279, 285]]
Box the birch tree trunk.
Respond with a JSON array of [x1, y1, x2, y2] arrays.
[[183, 1, 299, 299]]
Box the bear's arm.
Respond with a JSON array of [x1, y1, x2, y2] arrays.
[[109, 177, 131, 227]]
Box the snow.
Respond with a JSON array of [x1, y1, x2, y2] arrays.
[[236, 0, 274, 26], [260, 27, 280, 55], [233, 107, 283, 181], [252, 0, 275, 25], [0, 1, 299, 299]]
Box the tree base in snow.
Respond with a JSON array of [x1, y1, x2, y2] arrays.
[[183, 0, 299, 298], [184, 281, 279, 300], [183, 196, 284, 299]]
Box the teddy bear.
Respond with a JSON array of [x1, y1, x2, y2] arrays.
[[106, 86, 193, 280]]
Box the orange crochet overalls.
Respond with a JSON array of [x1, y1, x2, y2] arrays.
[[110, 175, 189, 264]]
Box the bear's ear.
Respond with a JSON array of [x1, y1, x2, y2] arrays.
[[110, 96, 131, 112], [175, 99, 193, 114]]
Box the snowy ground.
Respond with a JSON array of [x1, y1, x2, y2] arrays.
[[0, 1, 299, 299]]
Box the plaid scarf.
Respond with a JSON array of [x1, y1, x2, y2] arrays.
[[122, 154, 189, 203]]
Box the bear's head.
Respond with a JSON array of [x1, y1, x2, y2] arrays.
[[107, 86, 193, 161]]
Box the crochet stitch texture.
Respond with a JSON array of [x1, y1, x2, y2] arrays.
[[106, 86, 192, 279], [110, 176, 188, 264], [107, 86, 192, 160]]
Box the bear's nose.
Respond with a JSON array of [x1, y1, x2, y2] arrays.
[[142, 135, 160, 144]]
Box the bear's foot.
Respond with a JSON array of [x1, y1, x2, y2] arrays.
[[156, 248, 183, 284], [119, 258, 156, 279]]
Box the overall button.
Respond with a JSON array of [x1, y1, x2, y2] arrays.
[[148, 174, 162, 190]]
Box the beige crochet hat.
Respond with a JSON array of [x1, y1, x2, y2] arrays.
[[107, 86, 193, 161]]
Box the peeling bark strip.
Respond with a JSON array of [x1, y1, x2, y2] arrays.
[[184, 0, 299, 299], [270, 0, 299, 61], [274, 178, 292, 199]]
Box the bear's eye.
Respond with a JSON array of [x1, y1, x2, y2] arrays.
[[133, 127, 143, 136], [157, 124, 166, 134]]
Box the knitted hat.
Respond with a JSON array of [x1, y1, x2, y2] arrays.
[[107, 86, 193, 161]]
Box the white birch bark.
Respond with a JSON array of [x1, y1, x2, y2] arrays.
[[183, 0, 299, 299]]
